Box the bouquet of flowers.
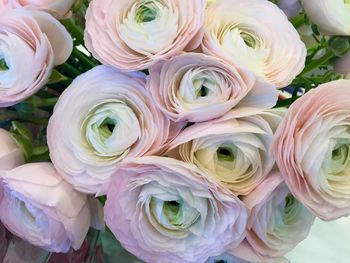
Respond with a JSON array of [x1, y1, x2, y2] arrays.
[[1, 0, 350, 262]]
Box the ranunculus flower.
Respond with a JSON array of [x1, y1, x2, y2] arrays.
[[104, 157, 248, 263], [0, 129, 24, 171], [0, 163, 93, 252], [233, 172, 315, 262], [166, 113, 277, 196], [148, 53, 277, 123], [273, 79, 350, 220], [9, 0, 75, 17], [201, 0, 306, 87], [0, 7, 72, 107], [48, 65, 175, 194], [301, 0, 350, 36], [84, 0, 205, 70]]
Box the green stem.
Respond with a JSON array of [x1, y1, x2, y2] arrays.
[[72, 48, 97, 69], [290, 13, 305, 29], [301, 50, 334, 75], [61, 18, 84, 44], [275, 97, 300, 108], [88, 230, 101, 263], [58, 63, 82, 77], [24, 97, 59, 108], [43, 252, 52, 263]]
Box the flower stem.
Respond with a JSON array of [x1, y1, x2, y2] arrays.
[[88, 230, 101, 263], [301, 50, 334, 75], [23, 97, 59, 108], [61, 18, 84, 44], [72, 47, 97, 69], [57, 63, 82, 77]]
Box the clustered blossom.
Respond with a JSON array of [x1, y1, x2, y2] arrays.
[[0, 6, 72, 107], [273, 80, 350, 221], [1, 0, 350, 261]]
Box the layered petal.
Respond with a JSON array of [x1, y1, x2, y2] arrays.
[[0, 163, 92, 252], [0, 7, 72, 107], [301, 0, 350, 36], [148, 53, 277, 123], [48, 65, 175, 194], [105, 156, 248, 263], [239, 172, 315, 261], [273, 79, 350, 220], [201, 0, 306, 87], [84, 0, 206, 70], [166, 113, 277, 196]]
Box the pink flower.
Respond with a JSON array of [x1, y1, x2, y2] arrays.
[[148, 53, 277, 123], [84, 0, 205, 70], [201, 0, 306, 88], [0, 7, 72, 107], [48, 66, 177, 194], [8, 0, 75, 17], [165, 112, 282, 196], [232, 172, 315, 262], [0, 129, 24, 171], [104, 157, 248, 263], [0, 163, 97, 253], [273, 79, 350, 220]]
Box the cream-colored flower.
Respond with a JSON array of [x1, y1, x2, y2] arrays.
[[201, 0, 306, 87]]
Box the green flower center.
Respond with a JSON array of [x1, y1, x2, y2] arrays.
[[217, 145, 236, 162], [332, 144, 350, 165], [136, 4, 158, 23], [240, 31, 257, 48], [96, 117, 117, 141], [192, 77, 215, 98], [284, 194, 296, 216], [150, 197, 200, 230], [0, 58, 9, 71], [163, 200, 181, 225]]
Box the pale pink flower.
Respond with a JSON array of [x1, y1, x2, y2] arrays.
[[0, 163, 97, 252], [273, 79, 350, 220], [148, 53, 277, 123], [84, 0, 205, 70], [201, 0, 306, 88], [104, 157, 248, 263], [165, 111, 283, 196], [8, 0, 75, 17], [48, 66, 176, 194], [0, 129, 24, 171], [232, 172, 315, 261], [0, 7, 72, 107]]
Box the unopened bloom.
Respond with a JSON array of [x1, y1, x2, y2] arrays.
[[273, 79, 350, 220], [201, 0, 306, 87], [0, 7, 72, 107], [48, 66, 175, 194], [105, 157, 248, 263], [0, 163, 94, 252], [148, 53, 277, 123], [84, 0, 205, 70], [301, 0, 350, 36]]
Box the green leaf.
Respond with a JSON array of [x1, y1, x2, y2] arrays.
[[10, 133, 32, 160], [47, 69, 69, 84], [11, 121, 32, 142]]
